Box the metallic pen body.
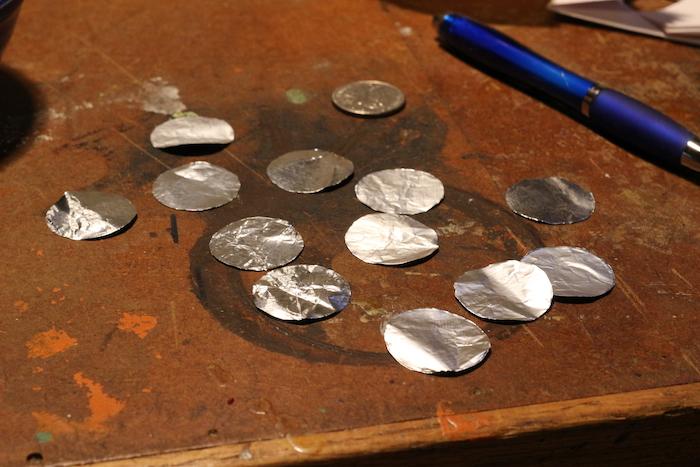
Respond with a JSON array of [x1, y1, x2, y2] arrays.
[[434, 13, 700, 171]]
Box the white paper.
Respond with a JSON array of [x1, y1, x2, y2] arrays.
[[547, 0, 700, 46]]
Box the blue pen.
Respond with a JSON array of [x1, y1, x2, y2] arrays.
[[434, 13, 700, 171]]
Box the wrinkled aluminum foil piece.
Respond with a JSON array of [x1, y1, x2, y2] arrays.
[[209, 216, 303, 271], [383, 308, 491, 374], [454, 260, 553, 322], [521, 246, 615, 298], [344, 213, 438, 265], [267, 149, 354, 193], [355, 168, 444, 214], [505, 177, 595, 224], [252, 264, 351, 321], [46, 191, 137, 240], [150, 116, 234, 148], [152, 161, 240, 211]]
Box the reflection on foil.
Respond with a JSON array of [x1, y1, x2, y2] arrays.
[[521, 246, 615, 298], [355, 168, 444, 214], [150, 116, 235, 148], [46, 191, 137, 240], [505, 177, 595, 224], [267, 149, 354, 193], [454, 260, 553, 322], [152, 161, 240, 211], [252, 265, 351, 321], [344, 213, 438, 265], [383, 308, 490, 374], [209, 216, 303, 271]]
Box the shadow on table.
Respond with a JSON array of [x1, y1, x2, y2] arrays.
[[0, 65, 41, 170], [384, 0, 554, 26]]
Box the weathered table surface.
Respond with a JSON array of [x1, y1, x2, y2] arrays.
[[2, 1, 700, 466]]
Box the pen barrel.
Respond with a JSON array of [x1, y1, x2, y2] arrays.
[[437, 14, 594, 110], [588, 89, 695, 166]]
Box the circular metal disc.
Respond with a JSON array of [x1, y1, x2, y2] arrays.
[[505, 177, 595, 224], [150, 116, 234, 148], [152, 161, 240, 211], [209, 216, 304, 271], [355, 168, 444, 214], [252, 264, 351, 321], [331, 80, 405, 117], [383, 308, 491, 374], [454, 260, 553, 322], [521, 246, 615, 298], [267, 149, 354, 193], [46, 191, 137, 240], [344, 213, 438, 265]]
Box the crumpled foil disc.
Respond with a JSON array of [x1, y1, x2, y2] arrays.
[[150, 116, 235, 148], [152, 161, 240, 211], [252, 264, 351, 321], [454, 260, 553, 322], [355, 168, 444, 214], [209, 216, 303, 271], [521, 246, 615, 298], [267, 149, 354, 193], [331, 80, 405, 117], [46, 191, 137, 240], [344, 213, 439, 265], [505, 177, 595, 224], [383, 308, 491, 374]]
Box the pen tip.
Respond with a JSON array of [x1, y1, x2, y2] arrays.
[[432, 14, 446, 31]]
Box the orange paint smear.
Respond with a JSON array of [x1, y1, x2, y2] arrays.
[[13, 300, 29, 312], [437, 401, 493, 439], [118, 312, 157, 339], [26, 328, 77, 359]]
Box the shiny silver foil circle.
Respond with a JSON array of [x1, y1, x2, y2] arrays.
[[344, 213, 438, 265], [152, 161, 240, 211], [331, 80, 405, 117], [521, 246, 615, 298], [267, 149, 354, 193], [383, 308, 491, 374], [355, 168, 445, 215], [209, 217, 304, 271], [252, 265, 351, 321], [505, 177, 595, 224], [454, 260, 553, 322], [150, 116, 235, 148], [46, 191, 137, 240]]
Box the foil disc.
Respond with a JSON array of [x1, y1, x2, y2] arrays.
[[152, 161, 240, 211], [505, 177, 595, 224], [252, 265, 351, 321], [454, 260, 553, 322], [355, 168, 444, 214], [383, 308, 491, 374], [46, 191, 137, 240], [344, 213, 438, 265], [521, 246, 615, 298], [150, 116, 235, 148], [267, 149, 354, 193], [209, 216, 303, 271], [331, 80, 405, 117]]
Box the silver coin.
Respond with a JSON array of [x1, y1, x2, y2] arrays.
[[252, 264, 351, 321], [355, 168, 444, 214], [344, 213, 438, 265], [152, 161, 240, 211], [505, 177, 595, 224], [383, 308, 491, 374], [267, 149, 354, 193], [332, 80, 405, 117], [150, 116, 234, 148], [209, 216, 304, 271], [46, 191, 137, 240], [521, 246, 615, 298], [454, 260, 553, 322]]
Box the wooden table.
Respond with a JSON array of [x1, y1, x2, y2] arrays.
[[2, 1, 699, 465]]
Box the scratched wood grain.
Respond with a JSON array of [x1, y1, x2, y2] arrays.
[[1, 0, 699, 465]]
